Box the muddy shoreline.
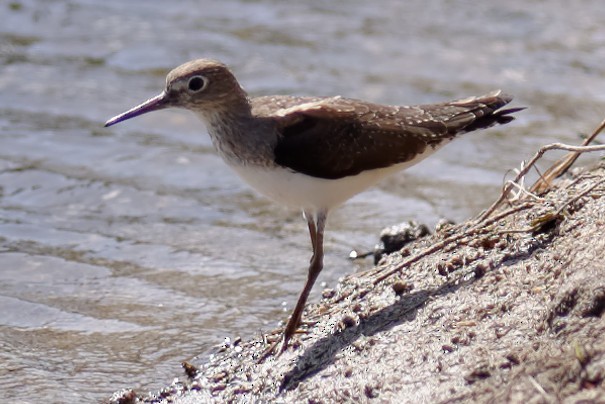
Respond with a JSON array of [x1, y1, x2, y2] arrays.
[[111, 164, 605, 403]]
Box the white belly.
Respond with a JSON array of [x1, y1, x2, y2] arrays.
[[229, 160, 419, 211]]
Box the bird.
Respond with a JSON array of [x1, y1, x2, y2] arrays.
[[105, 58, 522, 355]]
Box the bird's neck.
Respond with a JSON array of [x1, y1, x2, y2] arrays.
[[195, 99, 275, 168]]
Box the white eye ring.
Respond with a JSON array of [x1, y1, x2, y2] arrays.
[[187, 75, 208, 92]]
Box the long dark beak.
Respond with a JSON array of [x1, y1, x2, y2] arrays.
[[104, 92, 169, 127]]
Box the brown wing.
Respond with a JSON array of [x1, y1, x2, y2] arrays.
[[274, 115, 431, 180], [265, 91, 520, 180]]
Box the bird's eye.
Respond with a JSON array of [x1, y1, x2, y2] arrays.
[[187, 76, 207, 92]]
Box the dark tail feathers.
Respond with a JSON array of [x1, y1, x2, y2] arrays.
[[465, 106, 525, 132]]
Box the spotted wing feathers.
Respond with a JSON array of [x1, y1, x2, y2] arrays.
[[253, 91, 521, 180]]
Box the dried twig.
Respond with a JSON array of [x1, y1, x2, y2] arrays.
[[371, 203, 533, 284], [531, 117, 605, 194], [477, 143, 605, 222], [492, 177, 605, 235], [505, 178, 544, 203], [527, 375, 555, 401], [553, 177, 605, 217]]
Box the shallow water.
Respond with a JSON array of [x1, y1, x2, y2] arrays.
[[1, 0, 604, 402]]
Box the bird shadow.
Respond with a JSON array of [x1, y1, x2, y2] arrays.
[[279, 274, 469, 391]]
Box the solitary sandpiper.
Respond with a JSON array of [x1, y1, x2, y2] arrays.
[[105, 59, 522, 355]]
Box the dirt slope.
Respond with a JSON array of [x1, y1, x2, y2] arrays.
[[111, 164, 605, 404]]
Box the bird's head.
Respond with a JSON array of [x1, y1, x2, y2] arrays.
[[105, 59, 248, 127]]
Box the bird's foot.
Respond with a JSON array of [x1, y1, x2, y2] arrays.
[[256, 326, 312, 363], [256, 334, 288, 363]]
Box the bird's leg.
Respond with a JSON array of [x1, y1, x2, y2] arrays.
[[304, 210, 317, 258], [258, 210, 327, 361], [279, 209, 327, 352]]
